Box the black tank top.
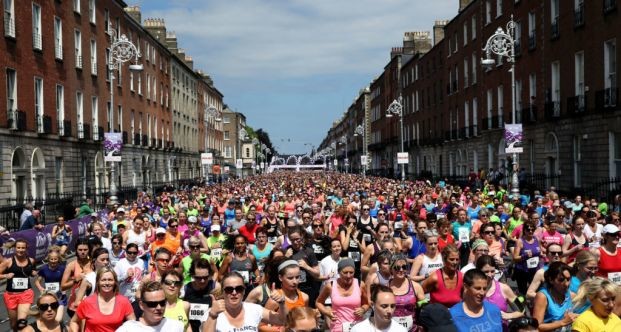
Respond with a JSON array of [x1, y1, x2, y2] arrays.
[[29, 321, 68, 332], [6, 256, 34, 292]]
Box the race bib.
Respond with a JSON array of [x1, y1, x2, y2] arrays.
[[12, 277, 28, 290], [394, 222, 403, 230], [608, 272, 621, 285], [211, 248, 222, 259], [45, 282, 60, 293], [348, 251, 361, 262], [130, 281, 141, 294], [257, 262, 265, 272], [363, 234, 372, 243], [238, 271, 250, 284], [189, 303, 210, 321], [394, 316, 414, 330], [268, 237, 277, 244], [526, 257, 540, 269], [458, 227, 470, 243], [299, 270, 307, 283], [342, 322, 353, 332]]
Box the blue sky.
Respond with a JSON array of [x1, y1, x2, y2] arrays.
[[135, 0, 457, 154]]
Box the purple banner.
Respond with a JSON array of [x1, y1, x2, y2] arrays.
[[1, 210, 109, 262]]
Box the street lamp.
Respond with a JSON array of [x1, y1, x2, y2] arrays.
[[330, 142, 337, 171], [340, 136, 348, 173], [482, 15, 520, 197], [107, 26, 143, 207], [205, 105, 222, 122], [238, 128, 248, 178], [252, 138, 259, 174], [354, 124, 367, 177], [386, 96, 405, 181]]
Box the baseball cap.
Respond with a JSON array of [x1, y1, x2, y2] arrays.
[[418, 303, 458, 332], [211, 225, 221, 232], [155, 227, 166, 235], [117, 207, 125, 213], [91, 212, 99, 217], [188, 216, 198, 224], [603, 224, 620, 234]]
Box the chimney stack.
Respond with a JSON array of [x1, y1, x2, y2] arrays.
[[433, 20, 449, 46], [125, 6, 141, 24], [404, 31, 432, 55], [459, 0, 473, 11]]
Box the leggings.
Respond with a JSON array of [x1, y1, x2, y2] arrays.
[[513, 268, 537, 296]]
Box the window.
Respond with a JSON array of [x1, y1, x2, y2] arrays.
[[104, 9, 110, 33], [4, 0, 15, 37], [472, 98, 478, 135], [54, 17, 62, 59], [6, 68, 16, 115], [129, 72, 134, 91], [496, 0, 503, 17], [515, 80, 523, 122], [464, 101, 470, 136], [471, 15, 476, 40], [471, 53, 477, 84], [56, 85, 64, 134], [32, 3, 41, 50], [55, 157, 63, 193], [130, 110, 134, 136], [463, 59, 469, 87], [463, 23, 468, 46], [90, 39, 97, 75], [497, 85, 504, 126], [76, 91, 83, 137], [74, 30, 82, 68], [604, 39, 617, 106], [137, 73, 142, 94], [92, 96, 98, 133], [551, 0, 559, 38], [575, 51, 585, 98], [485, 0, 492, 24], [224, 146, 232, 158], [612, 133, 621, 177], [574, 0, 585, 27], [224, 131, 231, 140], [146, 73, 150, 99], [88, 0, 95, 24], [551, 61, 561, 116], [117, 106, 122, 132], [514, 21, 522, 54], [34, 78, 43, 131], [73, 0, 80, 14], [222, 115, 230, 123], [528, 12, 536, 49], [245, 147, 251, 158], [487, 89, 493, 126]]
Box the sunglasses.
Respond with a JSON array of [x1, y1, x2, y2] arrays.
[[525, 227, 536, 232], [363, 208, 370, 211], [483, 231, 495, 235], [38, 302, 60, 311], [312, 224, 323, 228], [190, 245, 201, 249], [549, 251, 562, 256], [392, 264, 408, 271], [223, 285, 246, 294], [169, 225, 178, 228], [163, 279, 182, 287], [112, 241, 120, 245], [194, 276, 209, 281], [142, 299, 167, 308], [126, 251, 138, 255]]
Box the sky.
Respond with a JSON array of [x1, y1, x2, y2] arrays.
[[135, 0, 457, 154]]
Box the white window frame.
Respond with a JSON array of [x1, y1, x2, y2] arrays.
[[4, 0, 15, 38], [472, 53, 477, 84], [573, 136, 582, 187], [90, 39, 97, 76], [32, 3, 42, 50], [137, 73, 142, 95], [56, 84, 64, 134], [91, 96, 98, 136], [471, 15, 476, 40], [74, 29, 82, 69], [88, 0, 95, 24], [463, 58, 469, 87], [497, 0, 503, 18], [54, 17, 62, 59], [604, 39, 617, 90], [575, 51, 585, 97], [497, 85, 504, 125], [224, 131, 230, 140], [73, 0, 80, 14], [472, 97, 478, 135], [34, 77, 43, 132], [485, 0, 492, 25], [76, 91, 84, 137], [104, 9, 110, 33], [463, 23, 468, 46]]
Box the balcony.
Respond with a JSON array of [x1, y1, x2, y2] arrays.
[[77, 123, 84, 139], [4, 13, 15, 38], [62, 120, 72, 137], [91, 61, 97, 76], [122, 131, 129, 144], [567, 95, 587, 115], [142, 134, 148, 147], [93, 125, 99, 140], [574, 3, 585, 28], [134, 133, 141, 145], [481, 118, 490, 131], [596, 88, 619, 111], [544, 101, 562, 120], [528, 33, 536, 51], [37, 115, 52, 134], [158, 139, 163, 149], [83, 124, 91, 140], [458, 127, 466, 139], [550, 18, 560, 40], [55, 44, 63, 59], [75, 55, 82, 69], [32, 32, 42, 50], [604, 0, 617, 14], [7, 109, 17, 130]]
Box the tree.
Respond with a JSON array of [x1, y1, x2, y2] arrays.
[[255, 129, 277, 156]]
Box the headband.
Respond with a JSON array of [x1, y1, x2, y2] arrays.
[[278, 260, 299, 272]]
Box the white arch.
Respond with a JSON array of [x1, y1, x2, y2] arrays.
[[94, 152, 105, 199], [286, 155, 298, 165], [30, 147, 46, 199]]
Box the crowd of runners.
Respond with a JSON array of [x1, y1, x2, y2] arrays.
[[1, 171, 621, 332]]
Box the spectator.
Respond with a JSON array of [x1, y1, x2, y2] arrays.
[[19, 209, 41, 231], [76, 199, 94, 218], [19, 203, 33, 228]]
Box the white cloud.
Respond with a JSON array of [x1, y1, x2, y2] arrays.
[[141, 0, 456, 78]]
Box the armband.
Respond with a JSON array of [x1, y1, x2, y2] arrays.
[[512, 296, 526, 313], [416, 298, 429, 308]]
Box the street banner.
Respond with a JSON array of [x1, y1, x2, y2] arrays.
[[397, 152, 409, 164], [361, 155, 367, 165], [236, 159, 243, 169], [224, 166, 230, 174], [505, 124, 524, 154], [104, 132, 123, 162]]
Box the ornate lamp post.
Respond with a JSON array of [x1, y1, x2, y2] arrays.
[[238, 128, 248, 178], [330, 142, 337, 171], [386, 96, 405, 181], [354, 124, 366, 177], [107, 26, 143, 207], [340, 136, 348, 173], [482, 15, 520, 197]]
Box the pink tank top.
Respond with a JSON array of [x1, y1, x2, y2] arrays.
[[330, 278, 361, 331], [486, 280, 508, 312]]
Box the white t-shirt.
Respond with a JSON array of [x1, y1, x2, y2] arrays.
[[319, 255, 340, 286], [116, 317, 184, 332], [350, 318, 408, 332], [215, 302, 263, 332], [584, 223, 604, 248], [114, 257, 145, 302], [84, 271, 97, 297]]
